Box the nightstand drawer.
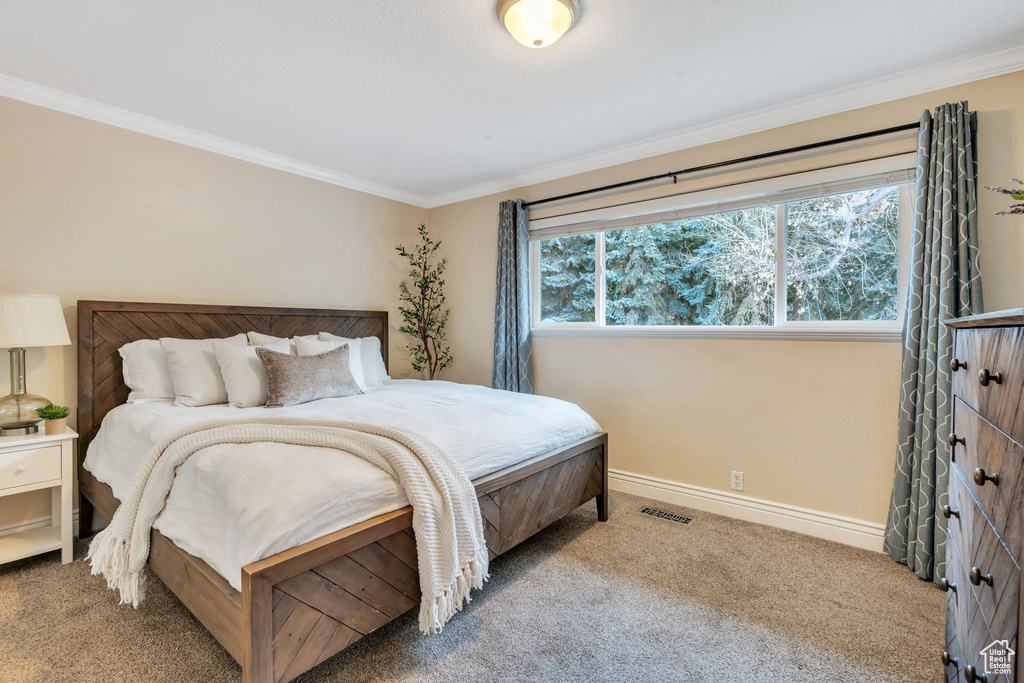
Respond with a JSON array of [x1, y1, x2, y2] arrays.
[[0, 446, 61, 490]]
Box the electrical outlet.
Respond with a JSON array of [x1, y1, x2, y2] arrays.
[[731, 471, 744, 491]]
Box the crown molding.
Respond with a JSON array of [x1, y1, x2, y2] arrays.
[[0, 74, 431, 208], [3, 44, 1023, 211], [423, 44, 1024, 208]]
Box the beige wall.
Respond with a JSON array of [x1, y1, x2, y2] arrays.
[[2, 70, 1021, 536], [0, 96, 428, 528], [427, 69, 1024, 526]]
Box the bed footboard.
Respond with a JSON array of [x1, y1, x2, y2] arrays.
[[243, 432, 608, 683], [76, 301, 609, 683], [78, 433, 607, 683]]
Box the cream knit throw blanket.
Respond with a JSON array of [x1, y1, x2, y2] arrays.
[[87, 417, 489, 635]]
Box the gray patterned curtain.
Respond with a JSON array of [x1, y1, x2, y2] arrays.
[[493, 199, 534, 393], [884, 102, 983, 582]]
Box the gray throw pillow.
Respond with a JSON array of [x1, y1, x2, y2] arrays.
[[255, 344, 364, 408]]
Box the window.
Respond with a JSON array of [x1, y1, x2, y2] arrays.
[[539, 234, 596, 323], [604, 206, 777, 326], [530, 157, 913, 341], [785, 187, 900, 322]]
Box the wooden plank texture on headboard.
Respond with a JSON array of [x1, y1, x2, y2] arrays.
[[76, 301, 388, 454]]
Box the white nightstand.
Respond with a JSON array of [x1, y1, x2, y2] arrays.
[[0, 429, 77, 565]]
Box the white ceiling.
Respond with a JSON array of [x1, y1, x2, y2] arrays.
[[1, 1, 1023, 207]]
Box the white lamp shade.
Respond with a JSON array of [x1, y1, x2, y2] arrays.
[[0, 294, 72, 348]]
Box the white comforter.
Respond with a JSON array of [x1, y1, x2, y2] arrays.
[[84, 379, 601, 590]]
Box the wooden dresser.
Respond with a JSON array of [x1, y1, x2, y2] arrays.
[[944, 310, 1024, 682]]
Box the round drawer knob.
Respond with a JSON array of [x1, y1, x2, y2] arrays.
[[965, 665, 989, 682], [978, 368, 1003, 386], [974, 468, 1000, 487], [14, 465, 26, 475], [951, 358, 967, 372], [942, 505, 960, 519], [940, 577, 957, 593], [969, 566, 994, 586], [948, 433, 966, 448], [941, 651, 958, 667]]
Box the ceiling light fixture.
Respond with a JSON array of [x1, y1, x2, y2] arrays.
[[496, 0, 580, 49]]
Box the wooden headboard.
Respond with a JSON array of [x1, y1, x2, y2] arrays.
[[77, 300, 388, 454]]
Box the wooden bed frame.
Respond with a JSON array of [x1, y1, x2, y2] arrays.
[[76, 301, 609, 683]]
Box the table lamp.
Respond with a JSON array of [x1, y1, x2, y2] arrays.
[[0, 294, 72, 435]]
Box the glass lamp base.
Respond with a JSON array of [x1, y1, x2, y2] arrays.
[[1, 424, 39, 436], [0, 392, 48, 435]]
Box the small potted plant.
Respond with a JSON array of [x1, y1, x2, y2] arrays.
[[35, 404, 70, 435]]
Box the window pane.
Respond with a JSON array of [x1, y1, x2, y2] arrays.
[[786, 187, 900, 321], [605, 207, 776, 326], [539, 234, 596, 322]]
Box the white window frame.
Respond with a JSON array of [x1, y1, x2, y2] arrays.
[[529, 154, 915, 342]]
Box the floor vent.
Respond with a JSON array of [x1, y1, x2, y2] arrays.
[[640, 507, 693, 524]]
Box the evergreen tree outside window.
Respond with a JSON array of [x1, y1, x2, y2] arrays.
[[539, 234, 596, 322], [604, 208, 776, 326], [533, 165, 910, 336]]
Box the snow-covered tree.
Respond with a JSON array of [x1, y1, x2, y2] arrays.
[[538, 187, 900, 326]]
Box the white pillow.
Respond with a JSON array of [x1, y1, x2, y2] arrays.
[[160, 334, 248, 407], [318, 333, 389, 386], [213, 338, 292, 408], [119, 339, 175, 403], [247, 331, 318, 355], [295, 337, 369, 393]]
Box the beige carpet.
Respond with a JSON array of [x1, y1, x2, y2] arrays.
[[0, 492, 942, 682]]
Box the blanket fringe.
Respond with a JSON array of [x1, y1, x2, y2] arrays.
[[87, 530, 146, 607], [418, 547, 490, 635], [87, 419, 490, 633]]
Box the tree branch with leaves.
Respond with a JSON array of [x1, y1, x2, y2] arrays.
[[984, 178, 1024, 215], [396, 224, 453, 379]]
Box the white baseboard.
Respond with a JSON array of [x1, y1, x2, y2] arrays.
[[0, 510, 80, 539], [609, 469, 885, 552]]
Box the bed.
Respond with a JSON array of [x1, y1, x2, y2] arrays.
[[76, 300, 609, 683]]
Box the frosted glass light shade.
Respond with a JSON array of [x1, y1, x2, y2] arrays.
[[497, 0, 579, 49], [0, 294, 71, 348]]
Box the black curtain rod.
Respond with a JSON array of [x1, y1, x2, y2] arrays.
[[523, 121, 920, 209]]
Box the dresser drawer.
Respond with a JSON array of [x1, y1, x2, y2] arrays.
[[964, 617, 1017, 683], [948, 465, 1002, 564], [952, 399, 1024, 559], [965, 507, 1020, 644], [946, 538, 969, 681], [946, 618, 962, 683], [965, 626, 1017, 683], [949, 536, 1017, 683], [0, 446, 61, 490], [944, 627, 964, 683], [954, 327, 1024, 447]]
